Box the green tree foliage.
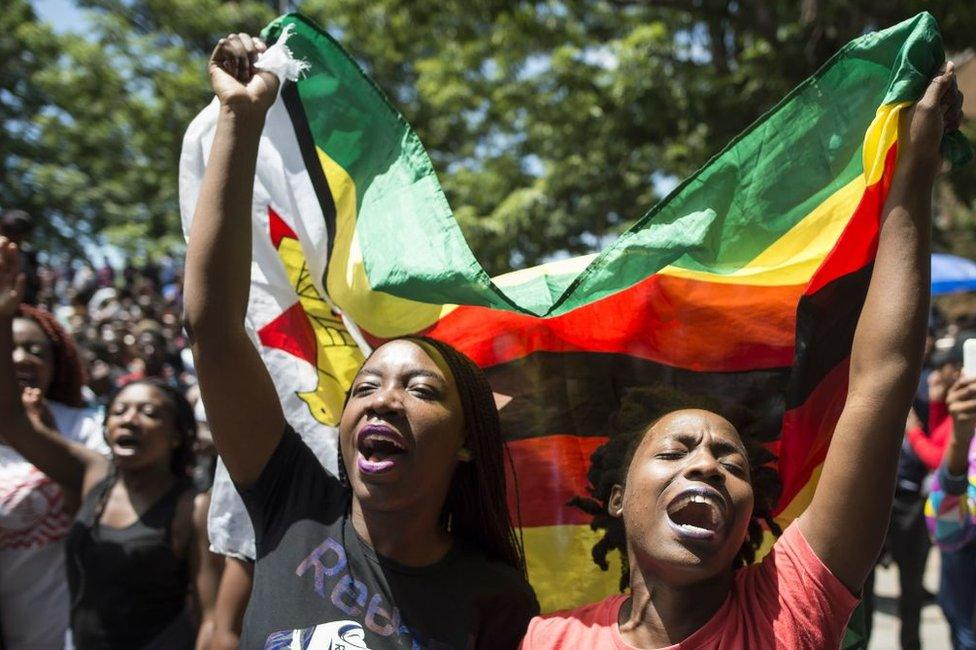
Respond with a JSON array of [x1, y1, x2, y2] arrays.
[[2, 0, 275, 257], [6, 0, 976, 271]]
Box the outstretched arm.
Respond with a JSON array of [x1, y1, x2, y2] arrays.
[[0, 238, 107, 497], [798, 64, 963, 593], [184, 34, 285, 486]]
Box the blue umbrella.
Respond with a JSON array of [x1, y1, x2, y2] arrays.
[[932, 253, 976, 295]]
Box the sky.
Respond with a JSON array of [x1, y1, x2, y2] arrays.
[[33, 0, 89, 33]]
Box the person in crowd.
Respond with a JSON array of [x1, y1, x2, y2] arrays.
[[927, 374, 976, 649], [520, 64, 961, 649], [0, 237, 217, 649], [184, 33, 539, 648], [904, 335, 976, 472], [0, 210, 39, 306], [0, 301, 101, 648], [119, 320, 175, 386]]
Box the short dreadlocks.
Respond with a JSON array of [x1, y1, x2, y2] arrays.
[[569, 386, 783, 591]]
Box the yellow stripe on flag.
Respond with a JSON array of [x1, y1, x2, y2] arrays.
[[522, 524, 624, 613], [660, 102, 907, 288]]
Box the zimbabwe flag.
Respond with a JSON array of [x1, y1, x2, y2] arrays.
[[180, 12, 969, 611]]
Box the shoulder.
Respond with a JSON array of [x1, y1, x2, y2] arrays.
[[731, 522, 858, 645], [521, 596, 624, 648], [237, 426, 346, 544], [174, 485, 203, 528], [740, 523, 833, 589], [169, 484, 204, 555]]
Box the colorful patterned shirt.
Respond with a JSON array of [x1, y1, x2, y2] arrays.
[[925, 438, 976, 552]]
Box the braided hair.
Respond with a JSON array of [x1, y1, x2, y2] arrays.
[[341, 336, 526, 575], [16, 304, 86, 407], [569, 386, 782, 591]]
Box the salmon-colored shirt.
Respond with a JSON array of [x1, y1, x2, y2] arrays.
[[520, 523, 857, 650]]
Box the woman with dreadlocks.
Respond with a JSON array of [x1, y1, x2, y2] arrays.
[[0, 239, 216, 649], [521, 65, 963, 649], [0, 295, 101, 648], [184, 33, 538, 649]]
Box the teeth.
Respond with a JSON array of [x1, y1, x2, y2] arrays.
[[669, 493, 722, 526], [361, 434, 406, 452]]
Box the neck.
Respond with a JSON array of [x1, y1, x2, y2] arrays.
[[619, 561, 732, 648], [350, 497, 452, 567], [117, 462, 177, 496]]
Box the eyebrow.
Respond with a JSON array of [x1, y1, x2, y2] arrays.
[[112, 401, 162, 408], [357, 368, 445, 382], [669, 432, 747, 458]]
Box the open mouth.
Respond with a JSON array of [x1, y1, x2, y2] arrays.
[[112, 433, 142, 455], [14, 372, 37, 388], [356, 424, 408, 475], [666, 489, 726, 540]]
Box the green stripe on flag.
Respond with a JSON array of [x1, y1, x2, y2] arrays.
[[263, 12, 965, 318]]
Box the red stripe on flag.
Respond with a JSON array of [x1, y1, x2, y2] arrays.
[[774, 358, 850, 515], [803, 142, 896, 296], [505, 435, 608, 528], [426, 275, 802, 373]]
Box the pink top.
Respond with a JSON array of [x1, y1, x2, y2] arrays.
[[520, 523, 858, 650]]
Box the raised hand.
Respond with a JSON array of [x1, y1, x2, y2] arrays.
[[900, 62, 964, 174], [208, 33, 280, 114], [21, 386, 56, 430], [0, 236, 25, 318]]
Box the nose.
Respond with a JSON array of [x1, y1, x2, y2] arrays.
[[366, 383, 404, 416], [682, 448, 725, 486], [116, 405, 140, 426]]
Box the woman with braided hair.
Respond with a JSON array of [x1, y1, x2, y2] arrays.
[[521, 64, 963, 649], [0, 297, 102, 648], [184, 33, 537, 649], [0, 238, 217, 649]]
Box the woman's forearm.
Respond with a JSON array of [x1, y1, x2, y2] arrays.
[[0, 315, 92, 491], [182, 38, 286, 484], [184, 106, 265, 336], [848, 161, 932, 406]]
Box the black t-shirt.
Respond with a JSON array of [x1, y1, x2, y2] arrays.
[[237, 427, 539, 649]]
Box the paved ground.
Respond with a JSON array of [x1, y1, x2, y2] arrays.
[[869, 550, 952, 649]]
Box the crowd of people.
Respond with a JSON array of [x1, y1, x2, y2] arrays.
[[0, 30, 972, 650]]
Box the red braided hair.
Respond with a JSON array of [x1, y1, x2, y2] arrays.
[[16, 304, 86, 407]]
